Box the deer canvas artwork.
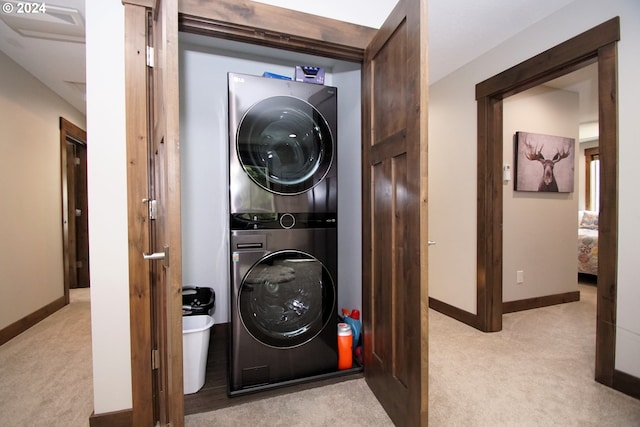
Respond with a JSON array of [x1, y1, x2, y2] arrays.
[[515, 131, 575, 192]]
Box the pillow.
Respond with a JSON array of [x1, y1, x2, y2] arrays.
[[579, 210, 599, 230]]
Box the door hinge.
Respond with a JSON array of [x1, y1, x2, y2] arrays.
[[146, 46, 154, 68], [152, 349, 159, 370], [74, 157, 81, 166], [148, 199, 158, 220]]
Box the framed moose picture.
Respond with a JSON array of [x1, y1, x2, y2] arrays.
[[515, 131, 575, 192]]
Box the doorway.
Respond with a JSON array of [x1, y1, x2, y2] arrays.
[[475, 18, 619, 386], [501, 64, 597, 312], [60, 117, 89, 305], [125, 1, 428, 425]]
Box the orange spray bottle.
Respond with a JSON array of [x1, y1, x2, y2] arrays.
[[337, 322, 353, 370]]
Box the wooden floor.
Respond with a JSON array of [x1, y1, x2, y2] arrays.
[[184, 322, 364, 416]]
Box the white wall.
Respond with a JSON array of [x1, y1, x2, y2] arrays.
[[86, 0, 132, 414], [614, 0, 640, 380], [179, 36, 363, 324], [0, 50, 85, 330], [427, 68, 478, 312], [502, 87, 579, 302], [333, 64, 363, 314], [429, 0, 640, 378]]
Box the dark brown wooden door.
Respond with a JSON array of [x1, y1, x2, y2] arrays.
[[60, 117, 88, 302], [66, 139, 89, 288], [362, 0, 429, 425], [64, 141, 78, 290], [148, 0, 184, 425]]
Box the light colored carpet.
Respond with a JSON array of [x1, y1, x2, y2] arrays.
[[2, 285, 639, 426], [186, 378, 394, 427], [428, 284, 640, 426], [187, 284, 640, 426], [0, 289, 93, 427]]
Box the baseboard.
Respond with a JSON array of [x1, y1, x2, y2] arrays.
[[613, 369, 640, 400], [503, 291, 580, 314], [0, 296, 66, 346], [429, 297, 479, 329], [89, 409, 133, 427]]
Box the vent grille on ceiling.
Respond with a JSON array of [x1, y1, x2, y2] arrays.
[[0, 2, 84, 43]]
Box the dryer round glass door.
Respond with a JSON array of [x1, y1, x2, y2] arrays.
[[238, 250, 336, 348], [236, 96, 334, 195]]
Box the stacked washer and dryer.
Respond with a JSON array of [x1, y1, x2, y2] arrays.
[[227, 72, 339, 395]]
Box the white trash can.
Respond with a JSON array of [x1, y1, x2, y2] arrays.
[[182, 315, 215, 394]]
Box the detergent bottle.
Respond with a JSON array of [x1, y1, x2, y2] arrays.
[[337, 322, 353, 370], [341, 308, 362, 351]]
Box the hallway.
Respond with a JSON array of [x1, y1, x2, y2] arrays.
[[2, 285, 639, 426]]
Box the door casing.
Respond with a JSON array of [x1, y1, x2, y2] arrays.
[[125, 0, 429, 425], [475, 17, 619, 387]]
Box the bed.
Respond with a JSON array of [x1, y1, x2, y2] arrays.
[[578, 210, 598, 275]]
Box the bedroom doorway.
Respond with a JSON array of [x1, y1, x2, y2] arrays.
[[501, 62, 599, 308], [475, 17, 619, 388]]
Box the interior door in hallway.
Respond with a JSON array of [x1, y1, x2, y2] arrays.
[[60, 117, 88, 303], [362, 0, 429, 425]]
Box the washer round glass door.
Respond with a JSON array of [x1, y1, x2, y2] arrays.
[[238, 250, 335, 348], [236, 96, 334, 195]]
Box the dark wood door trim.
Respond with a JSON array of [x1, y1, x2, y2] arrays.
[[60, 117, 88, 305], [177, 0, 376, 62], [594, 40, 618, 386], [476, 95, 504, 332], [475, 18, 620, 388]]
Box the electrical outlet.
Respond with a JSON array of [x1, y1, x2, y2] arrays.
[[516, 270, 524, 284]]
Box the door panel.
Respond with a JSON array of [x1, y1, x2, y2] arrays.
[[148, 0, 184, 425], [65, 140, 90, 288], [65, 141, 78, 290], [124, 4, 153, 426], [73, 142, 90, 288], [362, 0, 428, 425], [372, 34, 407, 140]]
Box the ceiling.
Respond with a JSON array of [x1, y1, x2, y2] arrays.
[[0, 0, 85, 113], [0, 0, 594, 120], [545, 62, 599, 125]]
